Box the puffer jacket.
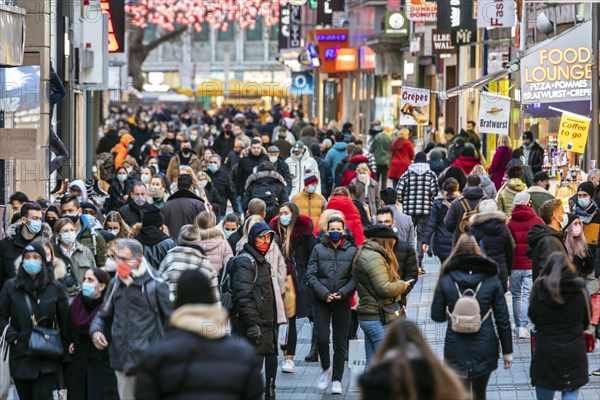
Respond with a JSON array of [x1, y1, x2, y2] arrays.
[[103, 177, 134, 213], [306, 235, 357, 302], [325, 142, 348, 178], [353, 240, 408, 321], [527, 224, 567, 280], [497, 178, 526, 217], [285, 146, 321, 196], [431, 254, 512, 379], [450, 155, 481, 175], [235, 151, 267, 195], [292, 188, 327, 227], [389, 138, 415, 179], [468, 211, 515, 292], [206, 168, 239, 216], [230, 224, 276, 356], [507, 205, 544, 270], [396, 163, 439, 217], [242, 170, 289, 222], [527, 186, 554, 216], [477, 174, 497, 200], [135, 304, 263, 400], [422, 195, 456, 262], [90, 261, 173, 374], [317, 196, 366, 246], [198, 227, 234, 272], [529, 273, 589, 392], [112, 133, 135, 169]]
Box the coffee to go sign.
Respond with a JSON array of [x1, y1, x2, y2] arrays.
[[520, 20, 592, 104]]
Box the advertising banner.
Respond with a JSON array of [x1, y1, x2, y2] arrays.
[[291, 72, 314, 95], [557, 112, 590, 154], [400, 87, 430, 126], [451, 27, 476, 46], [477, 0, 515, 28], [432, 30, 457, 55], [478, 94, 511, 135], [520, 21, 592, 104], [406, 0, 437, 22], [278, 4, 302, 50], [437, 0, 474, 30]]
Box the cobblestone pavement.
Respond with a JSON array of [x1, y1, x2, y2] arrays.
[[276, 257, 600, 399]]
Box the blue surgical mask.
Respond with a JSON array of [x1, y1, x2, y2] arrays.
[[280, 215, 292, 226], [579, 198, 591, 209], [22, 259, 42, 276], [128, 144, 134, 150], [61, 231, 77, 246], [189, 134, 198, 142], [81, 282, 97, 298], [307, 186, 316, 194], [26, 219, 42, 234], [117, 174, 128, 182], [208, 164, 218, 173], [329, 231, 343, 242], [224, 230, 234, 239]]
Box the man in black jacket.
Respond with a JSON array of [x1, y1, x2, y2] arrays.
[[527, 198, 568, 280], [521, 131, 544, 174], [236, 138, 267, 195], [242, 162, 289, 223], [207, 154, 240, 217], [118, 182, 151, 226], [267, 145, 292, 195]]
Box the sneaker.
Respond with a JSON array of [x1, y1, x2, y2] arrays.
[[331, 381, 343, 395], [592, 368, 600, 376], [518, 327, 530, 339], [281, 359, 295, 373], [316, 367, 332, 390]]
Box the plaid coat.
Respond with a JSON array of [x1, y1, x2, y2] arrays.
[[396, 163, 439, 217], [158, 245, 220, 302]]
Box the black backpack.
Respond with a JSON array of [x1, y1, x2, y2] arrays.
[[219, 253, 257, 310], [250, 180, 279, 219]]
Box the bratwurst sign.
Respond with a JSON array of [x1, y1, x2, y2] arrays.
[[520, 20, 592, 104]]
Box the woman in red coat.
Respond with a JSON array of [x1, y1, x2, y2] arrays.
[[314, 187, 365, 246], [450, 146, 481, 175], [389, 129, 415, 188], [488, 135, 513, 190]]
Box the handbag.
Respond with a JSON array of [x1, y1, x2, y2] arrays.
[[378, 300, 405, 326], [282, 275, 297, 318], [0, 321, 11, 399], [23, 294, 64, 360], [583, 289, 595, 353]]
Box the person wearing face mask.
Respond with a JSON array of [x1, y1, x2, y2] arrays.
[[134, 205, 176, 270], [197, 171, 220, 215], [166, 139, 202, 184], [306, 216, 357, 395], [44, 205, 62, 231], [53, 218, 97, 295], [221, 213, 242, 251], [267, 146, 293, 195], [527, 171, 554, 216], [350, 163, 380, 221], [212, 125, 236, 161], [111, 133, 135, 169], [65, 268, 118, 400], [118, 182, 151, 227], [146, 175, 170, 209], [292, 171, 326, 226], [103, 211, 131, 239], [90, 239, 173, 400], [0, 243, 70, 400], [103, 166, 134, 213], [69, 180, 89, 204], [569, 181, 600, 258], [206, 154, 240, 219], [139, 166, 153, 186], [0, 202, 53, 289], [527, 199, 569, 280], [228, 222, 277, 398], [285, 141, 320, 197]]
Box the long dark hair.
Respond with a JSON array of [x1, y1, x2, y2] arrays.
[[531, 252, 576, 304], [278, 202, 300, 256], [89, 268, 110, 295]]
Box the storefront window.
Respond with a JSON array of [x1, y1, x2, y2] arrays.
[[192, 23, 210, 41], [218, 26, 234, 42], [246, 20, 262, 41]]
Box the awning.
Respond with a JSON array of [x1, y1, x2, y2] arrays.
[[437, 63, 519, 101], [177, 80, 289, 98]]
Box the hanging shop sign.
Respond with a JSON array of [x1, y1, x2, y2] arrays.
[[520, 21, 591, 104], [278, 4, 302, 50], [384, 11, 409, 36], [477, 0, 515, 28], [360, 46, 375, 70], [437, 0, 474, 30], [291, 71, 314, 95], [557, 112, 590, 154], [451, 27, 476, 46], [478, 94, 511, 135], [406, 0, 437, 22], [317, 0, 345, 25], [315, 28, 351, 73], [335, 48, 358, 71], [432, 30, 457, 55], [400, 87, 430, 126]]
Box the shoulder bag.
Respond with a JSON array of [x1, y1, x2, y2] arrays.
[[23, 293, 64, 360]]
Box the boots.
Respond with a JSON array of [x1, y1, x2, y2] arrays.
[[304, 342, 318, 362], [264, 378, 276, 399]]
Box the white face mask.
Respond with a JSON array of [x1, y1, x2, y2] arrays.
[[199, 180, 208, 188], [269, 156, 278, 163], [358, 173, 369, 184]]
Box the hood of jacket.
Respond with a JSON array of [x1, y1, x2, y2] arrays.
[[505, 178, 527, 192], [479, 174, 493, 187], [360, 239, 386, 258], [5, 222, 52, 241], [349, 155, 369, 164], [244, 170, 286, 189], [269, 214, 314, 243], [240, 146, 267, 158], [247, 221, 275, 252], [14, 254, 67, 280], [69, 180, 89, 202], [408, 162, 431, 175], [120, 133, 135, 147], [332, 142, 348, 152], [326, 196, 361, 222], [510, 205, 538, 221], [470, 210, 507, 226], [527, 224, 564, 247], [443, 254, 499, 285], [527, 185, 552, 195], [170, 304, 228, 339], [462, 185, 485, 200], [79, 213, 94, 235]]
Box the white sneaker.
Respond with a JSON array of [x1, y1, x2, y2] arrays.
[[331, 381, 343, 395], [518, 327, 530, 339], [281, 359, 295, 373], [316, 367, 332, 390]]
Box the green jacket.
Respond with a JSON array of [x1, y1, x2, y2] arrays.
[[369, 133, 392, 165], [526, 186, 555, 216], [78, 215, 107, 268], [497, 178, 526, 217], [352, 240, 407, 320]]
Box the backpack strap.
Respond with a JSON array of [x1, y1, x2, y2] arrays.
[[236, 253, 258, 284], [459, 197, 471, 213]]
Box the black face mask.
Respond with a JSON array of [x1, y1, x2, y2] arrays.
[[182, 148, 191, 156], [47, 220, 56, 229]]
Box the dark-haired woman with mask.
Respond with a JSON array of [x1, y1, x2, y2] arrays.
[[103, 166, 133, 213], [65, 268, 118, 400], [306, 215, 357, 395], [0, 243, 70, 400], [45, 205, 61, 231]]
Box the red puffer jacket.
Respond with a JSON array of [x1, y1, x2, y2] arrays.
[[507, 205, 544, 270], [315, 195, 365, 246]]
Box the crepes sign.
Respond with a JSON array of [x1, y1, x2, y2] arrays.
[[520, 21, 592, 104], [400, 87, 430, 126], [478, 93, 511, 135]]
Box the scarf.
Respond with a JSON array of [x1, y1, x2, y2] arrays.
[[135, 226, 170, 246], [70, 293, 104, 336]]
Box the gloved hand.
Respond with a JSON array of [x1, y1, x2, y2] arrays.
[[247, 324, 261, 344]]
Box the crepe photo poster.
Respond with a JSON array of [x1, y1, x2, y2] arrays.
[[400, 87, 430, 125]]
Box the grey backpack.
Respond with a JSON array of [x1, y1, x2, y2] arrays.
[[446, 281, 491, 333]]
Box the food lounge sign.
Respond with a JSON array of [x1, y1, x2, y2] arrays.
[[520, 21, 592, 104]]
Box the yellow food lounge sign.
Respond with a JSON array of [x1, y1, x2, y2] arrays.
[[520, 21, 592, 104]]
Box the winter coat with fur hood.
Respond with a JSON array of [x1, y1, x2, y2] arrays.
[[242, 169, 289, 222]]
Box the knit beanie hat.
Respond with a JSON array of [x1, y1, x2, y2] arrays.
[[414, 152, 427, 163], [176, 269, 216, 307], [304, 170, 319, 186], [478, 199, 498, 213], [578, 181, 595, 198], [142, 205, 164, 227], [461, 146, 475, 157], [522, 131, 534, 141], [364, 225, 397, 239], [513, 192, 531, 206]]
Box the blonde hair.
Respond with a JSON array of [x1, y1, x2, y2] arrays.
[[498, 134, 512, 148], [399, 128, 410, 140], [357, 163, 370, 174], [241, 215, 264, 243], [179, 166, 200, 186], [471, 164, 487, 177]]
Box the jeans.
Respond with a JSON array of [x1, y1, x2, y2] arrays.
[[510, 269, 532, 328], [14, 374, 56, 400], [412, 215, 429, 266], [375, 164, 389, 190], [115, 371, 137, 400], [535, 387, 580, 400], [314, 298, 351, 382], [359, 319, 386, 364], [462, 372, 491, 400]]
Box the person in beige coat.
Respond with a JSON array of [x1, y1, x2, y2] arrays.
[[194, 211, 234, 272]]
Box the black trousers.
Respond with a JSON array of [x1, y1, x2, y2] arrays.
[[412, 215, 429, 266], [14, 373, 57, 400], [314, 297, 351, 382], [462, 372, 491, 400], [375, 165, 389, 190]]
